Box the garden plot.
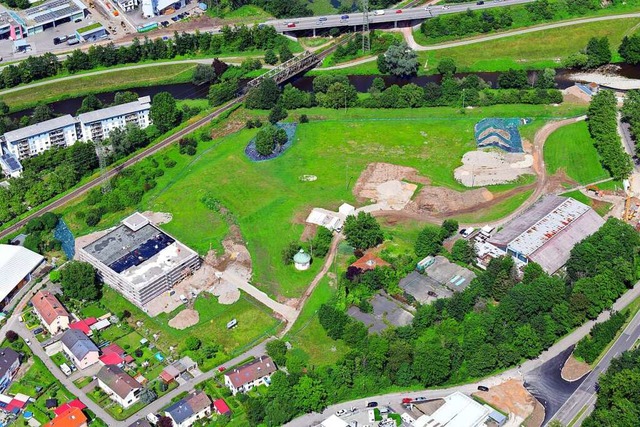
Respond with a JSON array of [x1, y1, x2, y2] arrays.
[[454, 150, 534, 187]]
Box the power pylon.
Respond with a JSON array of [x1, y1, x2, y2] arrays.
[[361, 0, 370, 52]]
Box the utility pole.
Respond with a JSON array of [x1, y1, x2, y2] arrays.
[[361, 0, 370, 52]]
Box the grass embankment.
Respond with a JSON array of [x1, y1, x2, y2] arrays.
[[544, 121, 611, 185], [1, 63, 197, 111], [61, 103, 586, 300], [417, 18, 640, 73]]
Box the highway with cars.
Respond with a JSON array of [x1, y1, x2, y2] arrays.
[[265, 0, 538, 32]]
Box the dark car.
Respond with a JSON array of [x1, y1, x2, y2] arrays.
[[33, 327, 44, 335], [171, 16, 179, 22], [341, 14, 349, 20], [366, 402, 378, 408], [477, 385, 489, 392], [476, 0, 485, 4], [318, 16, 327, 21], [161, 21, 169, 26]]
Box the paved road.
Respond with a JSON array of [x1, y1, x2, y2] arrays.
[[266, 0, 537, 32], [550, 307, 640, 426], [285, 281, 640, 426]]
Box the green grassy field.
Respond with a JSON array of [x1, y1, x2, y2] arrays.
[[544, 121, 611, 184], [417, 18, 640, 73], [98, 287, 281, 365]]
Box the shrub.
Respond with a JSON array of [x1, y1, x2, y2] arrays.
[[164, 158, 177, 168], [49, 270, 61, 283], [299, 114, 309, 123], [5, 331, 18, 343], [85, 210, 102, 227]]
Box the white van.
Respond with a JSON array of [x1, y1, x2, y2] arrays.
[[373, 10, 385, 15], [60, 363, 72, 376]]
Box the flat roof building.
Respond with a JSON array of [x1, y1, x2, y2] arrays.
[[78, 97, 151, 142], [78, 212, 200, 309], [414, 392, 492, 427], [0, 152, 23, 178], [488, 195, 605, 274], [20, 0, 87, 37]]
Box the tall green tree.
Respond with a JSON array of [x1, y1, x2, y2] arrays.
[[343, 212, 384, 251], [60, 261, 101, 301], [619, 35, 640, 65], [381, 42, 419, 77], [150, 92, 179, 133]]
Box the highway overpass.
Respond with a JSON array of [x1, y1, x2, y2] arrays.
[[266, 0, 537, 33]]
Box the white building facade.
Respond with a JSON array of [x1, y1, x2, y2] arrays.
[[1, 115, 80, 160], [77, 96, 151, 142]]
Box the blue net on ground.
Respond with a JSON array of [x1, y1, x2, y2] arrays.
[[54, 219, 75, 260], [245, 123, 298, 162], [474, 118, 528, 153]]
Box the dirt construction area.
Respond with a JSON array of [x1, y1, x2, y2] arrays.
[[455, 151, 535, 187], [474, 379, 543, 427], [561, 354, 591, 381], [168, 309, 199, 329]]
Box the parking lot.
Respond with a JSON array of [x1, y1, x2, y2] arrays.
[[399, 271, 453, 304], [424, 255, 476, 292]]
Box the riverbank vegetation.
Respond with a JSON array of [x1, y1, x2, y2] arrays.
[[622, 89, 640, 154], [417, 0, 640, 45], [417, 18, 639, 73]]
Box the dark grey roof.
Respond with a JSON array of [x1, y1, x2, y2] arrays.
[[166, 400, 195, 424], [0, 348, 19, 377], [61, 329, 98, 360], [97, 365, 142, 399], [127, 419, 151, 427]]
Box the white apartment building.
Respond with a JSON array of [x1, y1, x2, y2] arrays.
[[1, 115, 80, 160], [77, 96, 151, 142]]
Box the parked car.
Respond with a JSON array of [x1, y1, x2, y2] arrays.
[[179, 294, 188, 303], [413, 397, 428, 402], [171, 16, 180, 22], [335, 409, 347, 416], [366, 401, 378, 408], [341, 14, 349, 20], [25, 338, 31, 346], [476, 0, 485, 4], [218, 366, 226, 372], [53, 35, 68, 45], [402, 397, 412, 404], [67, 37, 79, 46], [477, 385, 489, 392], [161, 21, 169, 26], [33, 327, 44, 335]]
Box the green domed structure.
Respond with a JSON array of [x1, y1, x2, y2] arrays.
[[293, 249, 311, 271]]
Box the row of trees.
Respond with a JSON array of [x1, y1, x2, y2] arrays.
[[1, 27, 289, 89], [573, 311, 627, 363], [564, 37, 612, 70], [421, 0, 607, 40], [240, 218, 639, 426], [587, 90, 633, 180], [622, 90, 640, 154]]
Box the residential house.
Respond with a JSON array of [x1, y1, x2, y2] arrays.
[[60, 329, 99, 370], [159, 356, 197, 383], [0, 348, 20, 392], [68, 318, 97, 336], [77, 97, 151, 142], [213, 399, 231, 417], [224, 356, 277, 395], [165, 390, 212, 427], [99, 343, 133, 367], [43, 407, 87, 427], [0, 115, 80, 160], [31, 291, 70, 335], [96, 365, 142, 409]]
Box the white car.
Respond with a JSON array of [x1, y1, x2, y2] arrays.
[[25, 338, 31, 346], [373, 9, 385, 15], [179, 294, 188, 303], [336, 409, 347, 416]]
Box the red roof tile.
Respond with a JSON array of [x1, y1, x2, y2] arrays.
[[213, 399, 231, 415], [44, 407, 87, 427], [99, 353, 124, 366], [68, 321, 91, 335], [350, 252, 390, 272], [31, 291, 69, 327], [102, 344, 125, 356]]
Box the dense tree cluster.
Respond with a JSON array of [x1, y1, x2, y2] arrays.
[[22, 212, 61, 254], [621, 90, 640, 154], [254, 124, 287, 156], [583, 347, 640, 426], [242, 217, 639, 426], [619, 34, 640, 65], [282, 227, 333, 265], [421, 9, 514, 39], [564, 37, 612, 69], [574, 311, 627, 363], [0, 142, 98, 226], [331, 32, 397, 65], [587, 91, 633, 180], [60, 261, 101, 301], [343, 212, 384, 251], [377, 42, 419, 77]]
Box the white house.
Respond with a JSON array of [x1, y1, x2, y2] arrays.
[[165, 390, 212, 427], [0, 115, 80, 160], [77, 97, 151, 142], [224, 356, 277, 395], [96, 365, 142, 408], [30, 290, 70, 335]]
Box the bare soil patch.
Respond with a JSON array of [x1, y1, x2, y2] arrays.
[[210, 279, 241, 305], [141, 211, 172, 225], [474, 379, 537, 424], [353, 162, 430, 203], [561, 354, 591, 381], [210, 109, 249, 139], [411, 186, 494, 215], [546, 170, 578, 193], [455, 151, 534, 187], [563, 86, 592, 104], [168, 308, 199, 329]]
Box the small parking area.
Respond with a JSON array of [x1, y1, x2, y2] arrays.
[[399, 271, 453, 304], [424, 256, 476, 292], [348, 293, 414, 333]]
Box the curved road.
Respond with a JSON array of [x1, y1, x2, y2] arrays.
[[318, 12, 640, 70]]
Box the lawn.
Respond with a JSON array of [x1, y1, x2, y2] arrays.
[[1, 63, 197, 111], [285, 276, 350, 367], [80, 303, 109, 318], [9, 357, 57, 396], [98, 287, 281, 366], [417, 18, 640, 73], [544, 121, 611, 184]]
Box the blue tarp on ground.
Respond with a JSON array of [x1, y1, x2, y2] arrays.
[[474, 118, 528, 153], [245, 123, 298, 162], [54, 219, 75, 260]]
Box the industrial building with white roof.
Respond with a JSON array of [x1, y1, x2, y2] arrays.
[[78, 212, 201, 309], [485, 195, 605, 274], [0, 244, 45, 310]]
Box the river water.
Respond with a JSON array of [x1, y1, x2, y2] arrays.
[[10, 64, 640, 120]]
